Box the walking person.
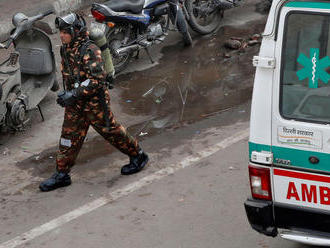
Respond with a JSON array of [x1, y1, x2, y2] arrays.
[[39, 13, 148, 192]]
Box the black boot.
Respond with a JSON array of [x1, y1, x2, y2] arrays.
[[39, 172, 71, 192], [121, 151, 149, 175]]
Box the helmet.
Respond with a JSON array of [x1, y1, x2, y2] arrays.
[[55, 13, 86, 37]]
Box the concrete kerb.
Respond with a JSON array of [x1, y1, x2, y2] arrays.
[[0, 0, 103, 42]]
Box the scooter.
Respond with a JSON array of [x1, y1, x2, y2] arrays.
[[0, 10, 59, 131]]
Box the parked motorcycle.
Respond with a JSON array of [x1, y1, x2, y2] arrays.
[[185, 0, 239, 34], [0, 11, 59, 131], [91, 0, 239, 73]]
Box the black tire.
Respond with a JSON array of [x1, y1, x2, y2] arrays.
[[181, 31, 193, 46], [51, 79, 60, 92], [176, 9, 193, 46], [107, 29, 133, 74], [185, 0, 223, 35]]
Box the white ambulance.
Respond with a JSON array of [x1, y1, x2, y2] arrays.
[[244, 0, 330, 246]]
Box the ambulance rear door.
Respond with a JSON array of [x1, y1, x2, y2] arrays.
[[272, 1, 330, 218]]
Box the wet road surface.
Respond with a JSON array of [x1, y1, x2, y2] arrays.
[[0, 1, 311, 248], [7, 18, 266, 180]]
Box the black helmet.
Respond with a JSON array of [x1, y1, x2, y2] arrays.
[[55, 13, 86, 36]]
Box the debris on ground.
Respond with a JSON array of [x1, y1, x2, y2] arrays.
[[224, 39, 242, 50], [251, 34, 261, 40], [223, 33, 262, 57], [248, 40, 261, 46], [3, 147, 10, 156], [230, 37, 244, 42], [224, 53, 231, 58], [139, 132, 148, 137]]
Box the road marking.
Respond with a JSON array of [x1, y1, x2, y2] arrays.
[[0, 128, 249, 248]]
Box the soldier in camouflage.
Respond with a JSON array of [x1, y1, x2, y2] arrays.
[[39, 13, 149, 192]]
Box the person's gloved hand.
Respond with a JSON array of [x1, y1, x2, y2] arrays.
[[57, 90, 78, 107]]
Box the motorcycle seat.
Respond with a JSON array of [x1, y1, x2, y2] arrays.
[[104, 0, 145, 14]]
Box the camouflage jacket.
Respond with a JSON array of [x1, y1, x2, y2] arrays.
[[60, 33, 110, 110]]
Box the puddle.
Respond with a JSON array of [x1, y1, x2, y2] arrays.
[[117, 19, 265, 136]]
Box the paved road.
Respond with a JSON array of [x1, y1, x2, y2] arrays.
[[0, 1, 319, 247], [0, 105, 321, 248]]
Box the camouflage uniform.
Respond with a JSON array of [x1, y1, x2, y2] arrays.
[[56, 32, 140, 173]]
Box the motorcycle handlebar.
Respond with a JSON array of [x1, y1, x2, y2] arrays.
[[5, 38, 13, 49], [30, 9, 54, 23], [42, 9, 54, 17], [10, 10, 54, 41], [0, 38, 14, 49]]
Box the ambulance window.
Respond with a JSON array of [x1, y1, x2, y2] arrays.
[[281, 13, 330, 123]]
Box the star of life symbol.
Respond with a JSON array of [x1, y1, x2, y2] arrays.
[[296, 48, 330, 88]]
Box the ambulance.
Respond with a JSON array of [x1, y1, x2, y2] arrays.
[[244, 0, 330, 246]]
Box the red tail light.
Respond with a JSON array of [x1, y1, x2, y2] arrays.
[[91, 9, 106, 22], [248, 165, 272, 200]]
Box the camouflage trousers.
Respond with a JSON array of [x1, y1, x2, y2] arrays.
[[56, 101, 140, 173]]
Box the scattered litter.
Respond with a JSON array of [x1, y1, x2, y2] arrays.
[[224, 39, 242, 50], [248, 40, 261, 46], [184, 60, 188, 64], [224, 92, 229, 96], [3, 148, 10, 156], [139, 132, 148, 137], [142, 79, 169, 104], [120, 86, 130, 90], [241, 41, 249, 49], [49, 156, 53, 159], [35, 156, 40, 161], [230, 37, 244, 41], [89, 194, 94, 197], [126, 100, 132, 103], [239, 110, 246, 113], [251, 34, 261, 40], [211, 58, 216, 62], [178, 198, 185, 202], [229, 166, 238, 171], [224, 53, 231, 58], [195, 130, 201, 134]]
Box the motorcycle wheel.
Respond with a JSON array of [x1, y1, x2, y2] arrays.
[[185, 0, 223, 35], [51, 79, 60, 92], [176, 8, 193, 46], [107, 30, 133, 74]]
